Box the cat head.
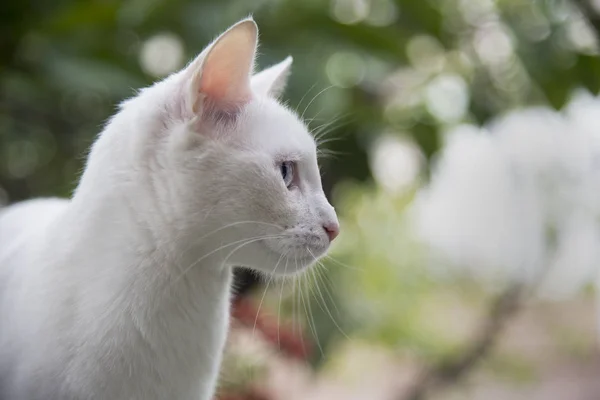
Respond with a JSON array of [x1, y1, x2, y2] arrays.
[[109, 18, 339, 275]]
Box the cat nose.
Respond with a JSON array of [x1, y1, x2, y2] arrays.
[[323, 222, 340, 242]]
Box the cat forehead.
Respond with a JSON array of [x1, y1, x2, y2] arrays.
[[241, 98, 316, 157]]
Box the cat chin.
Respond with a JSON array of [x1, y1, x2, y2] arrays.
[[250, 258, 316, 277], [258, 248, 325, 276]]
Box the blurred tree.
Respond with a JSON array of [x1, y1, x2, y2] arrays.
[[3, 0, 600, 398], [3, 0, 600, 201]]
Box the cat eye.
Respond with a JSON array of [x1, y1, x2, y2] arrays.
[[280, 161, 295, 188]]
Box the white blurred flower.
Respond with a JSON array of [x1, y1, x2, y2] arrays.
[[365, 0, 398, 27], [413, 95, 600, 297], [140, 33, 184, 77], [326, 52, 366, 88], [406, 35, 445, 74], [474, 23, 515, 66], [330, 0, 370, 25], [538, 213, 600, 300], [370, 134, 423, 194], [566, 16, 598, 54], [459, 0, 497, 26], [566, 90, 600, 150], [490, 108, 569, 176], [414, 125, 545, 283], [425, 73, 469, 124]]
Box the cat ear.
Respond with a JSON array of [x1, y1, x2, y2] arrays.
[[251, 56, 293, 99], [185, 18, 258, 116]]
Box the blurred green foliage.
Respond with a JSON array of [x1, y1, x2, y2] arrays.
[[2, 0, 600, 203]]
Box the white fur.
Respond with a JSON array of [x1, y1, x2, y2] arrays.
[[0, 19, 338, 400]]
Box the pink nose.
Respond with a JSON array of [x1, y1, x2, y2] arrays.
[[323, 222, 340, 242]]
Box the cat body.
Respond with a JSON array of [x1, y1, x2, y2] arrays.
[[0, 199, 230, 400], [0, 19, 338, 400]]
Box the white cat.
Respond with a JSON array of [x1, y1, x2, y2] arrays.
[[0, 18, 339, 400]]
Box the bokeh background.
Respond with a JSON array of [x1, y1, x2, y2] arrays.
[[3, 0, 600, 399]]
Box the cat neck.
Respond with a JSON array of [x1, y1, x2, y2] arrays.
[[57, 180, 233, 398], [66, 181, 234, 308], [63, 123, 236, 346]]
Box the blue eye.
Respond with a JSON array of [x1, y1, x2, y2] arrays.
[[280, 161, 294, 188]]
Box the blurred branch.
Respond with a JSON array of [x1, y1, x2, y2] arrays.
[[402, 283, 526, 400]]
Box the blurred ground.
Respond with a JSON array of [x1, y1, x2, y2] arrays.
[[223, 294, 599, 400]]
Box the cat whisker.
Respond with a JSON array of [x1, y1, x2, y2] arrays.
[[296, 82, 318, 113], [324, 255, 364, 271], [172, 220, 285, 270], [297, 256, 324, 358], [292, 275, 301, 358], [317, 149, 349, 157], [316, 149, 350, 162], [290, 271, 311, 365], [311, 114, 349, 141], [301, 85, 334, 121], [193, 221, 285, 244], [315, 137, 346, 147], [252, 251, 287, 338], [304, 105, 334, 131], [313, 114, 350, 137], [316, 267, 344, 322], [307, 250, 349, 340], [277, 255, 289, 351], [169, 234, 283, 290]]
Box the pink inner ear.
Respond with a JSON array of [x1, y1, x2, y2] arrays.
[[195, 24, 257, 113], [199, 64, 252, 111]]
